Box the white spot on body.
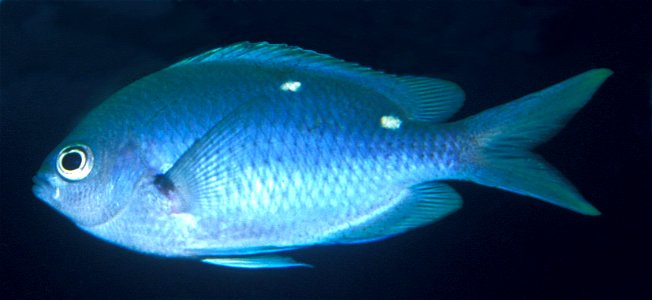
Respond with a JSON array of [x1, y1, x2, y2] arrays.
[[280, 80, 302, 92], [53, 187, 60, 200], [380, 115, 402, 130]]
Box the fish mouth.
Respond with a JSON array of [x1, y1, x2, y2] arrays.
[[32, 174, 60, 205]]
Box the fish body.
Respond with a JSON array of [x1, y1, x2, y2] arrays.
[[33, 42, 611, 268]]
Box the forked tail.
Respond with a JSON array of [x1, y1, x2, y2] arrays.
[[462, 69, 612, 215]]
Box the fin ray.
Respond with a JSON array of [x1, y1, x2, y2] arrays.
[[333, 182, 462, 244], [170, 42, 464, 122], [202, 255, 311, 269], [165, 100, 258, 213], [463, 69, 612, 215], [396, 76, 465, 122]]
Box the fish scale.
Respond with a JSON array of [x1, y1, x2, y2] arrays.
[[33, 42, 611, 268], [206, 104, 469, 247]]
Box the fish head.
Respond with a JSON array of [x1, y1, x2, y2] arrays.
[[33, 126, 144, 228]]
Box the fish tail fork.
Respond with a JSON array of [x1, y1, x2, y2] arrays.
[[460, 69, 612, 215]]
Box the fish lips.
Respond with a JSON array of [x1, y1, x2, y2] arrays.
[[32, 173, 64, 211]]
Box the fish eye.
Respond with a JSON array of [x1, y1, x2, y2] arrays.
[[56, 144, 93, 181]]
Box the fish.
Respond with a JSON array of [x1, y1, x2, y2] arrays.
[[32, 42, 612, 269]]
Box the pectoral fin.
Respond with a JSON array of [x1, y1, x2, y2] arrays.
[[164, 100, 259, 214], [202, 255, 312, 269]]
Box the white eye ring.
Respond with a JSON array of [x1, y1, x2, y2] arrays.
[[56, 144, 94, 181]]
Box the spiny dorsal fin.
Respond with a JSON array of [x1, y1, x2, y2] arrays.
[[170, 42, 465, 123], [169, 41, 375, 75]]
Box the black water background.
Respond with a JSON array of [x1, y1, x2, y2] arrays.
[[1, 1, 651, 299]]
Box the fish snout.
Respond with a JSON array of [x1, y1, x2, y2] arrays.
[[32, 173, 61, 204]]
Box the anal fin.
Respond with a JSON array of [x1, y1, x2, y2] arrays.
[[336, 182, 462, 244]]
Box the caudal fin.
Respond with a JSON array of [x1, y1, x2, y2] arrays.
[[462, 69, 612, 215]]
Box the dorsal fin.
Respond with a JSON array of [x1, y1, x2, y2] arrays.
[[396, 76, 465, 122], [168, 41, 375, 74], [170, 42, 465, 122]]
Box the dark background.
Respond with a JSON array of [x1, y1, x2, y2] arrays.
[[1, 1, 651, 299]]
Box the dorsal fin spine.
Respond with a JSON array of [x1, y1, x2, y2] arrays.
[[170, 42, 465, 123]]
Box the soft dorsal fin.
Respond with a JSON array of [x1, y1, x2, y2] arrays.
[[396, 76, 465, 122], [169, 42, 465, 122]]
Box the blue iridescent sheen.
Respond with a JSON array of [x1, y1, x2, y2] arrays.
[[33, 42, 611, 268]]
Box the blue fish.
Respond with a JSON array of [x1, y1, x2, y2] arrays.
[[33, 42, 611, 268]]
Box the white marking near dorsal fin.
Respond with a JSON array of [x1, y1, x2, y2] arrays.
[[280, 80, 302, 92], [380, 115, 402, 130], [167, 42, 465, 123]]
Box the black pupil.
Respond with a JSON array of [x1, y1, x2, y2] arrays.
[[62, 151, 83, 171]]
